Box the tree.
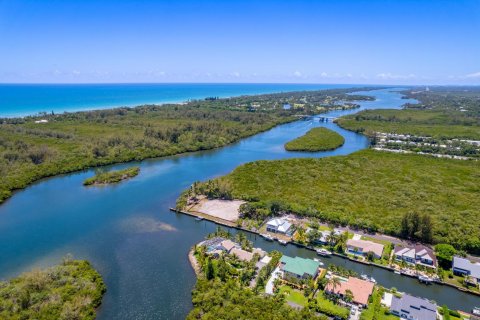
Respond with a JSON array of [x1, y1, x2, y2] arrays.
[[205, 258, 215, 280], [435, 244, 457, 269], [326, 276, 341, 295], [344, 289, 354, 303]]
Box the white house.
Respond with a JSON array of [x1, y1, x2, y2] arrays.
[[394, 244, 436, 268], [266, 218, 293, 235]]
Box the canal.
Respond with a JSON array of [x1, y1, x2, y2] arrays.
[[0, 88, 476, 319]]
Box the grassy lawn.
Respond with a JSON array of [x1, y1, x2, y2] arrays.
[[315, 293, 350, 319], [206, 149, 480, 253], [284, 127, 345, 152], [278, 285, 308, 306]]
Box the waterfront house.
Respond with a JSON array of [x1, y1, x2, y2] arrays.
[[266, 218, 293, 235], [452, 256, 480, 285], [219, 239, 237, 252], [279, 255, 320, 281], [308, 228, 343, 245], [394, 244, 437, 268], [346, 239, 384, 259], [325, 276, 374, 307], [230, 247, 254, 262], [388, 293, 437, 320]]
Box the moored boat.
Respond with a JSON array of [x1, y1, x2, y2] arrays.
[[316, 248, 332, 256], [194, 216, 204, 221], [261, 233, 274, 241], [472, 307, 480, 316], [418, 275, 433, 284], [278, 239, 288, 245]]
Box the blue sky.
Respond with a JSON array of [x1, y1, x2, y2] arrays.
[[1, 0, 479, 84]]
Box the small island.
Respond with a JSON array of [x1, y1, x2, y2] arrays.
[[0, 257, 106, 320], [83, 167, 140, 186], [284, 127, 345, 152]]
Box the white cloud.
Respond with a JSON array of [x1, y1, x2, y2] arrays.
[[376, 73, 416, 80], [293, 70, 302, 77], [320, 72, 328, 77], [230, 71, 240, 77], [465, 71, 480, 78]]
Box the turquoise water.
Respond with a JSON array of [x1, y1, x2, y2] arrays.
[[0, 88, 477, 318], [0, 83, 366, 117]]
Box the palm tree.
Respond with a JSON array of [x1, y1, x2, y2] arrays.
[[326, 276, 341, 294]]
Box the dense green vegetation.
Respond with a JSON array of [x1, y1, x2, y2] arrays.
[[0, 88, 374, 204], [0, 258, 105, 320], [337, 109, 480, 140], [402, 86, 480, 118], [187, 279, 322, 320], [83, 166, 140, 185], [284, 127, 345, 152], [195, 150, 480, 253], [360, 288, 397, 320]]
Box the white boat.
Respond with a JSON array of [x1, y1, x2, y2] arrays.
[[278, 239, 288, 245], [418, 275, 433, 284], [261, 234, 274, 241], [361, 274, 369, 280], [194, 216, 204, 221], [472, 307, 480, 316], [369, 277, 376, 283], [316, 248, 332, 256], [394, 270, 401, 275], [313, 258, 325, 266]]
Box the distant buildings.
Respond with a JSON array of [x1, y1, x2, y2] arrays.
[[325, 276, 374, 307], [346, 239, 384, 259], [394, 244, 437, 268], [388, 293, 437, 320], [266, 218, 293, 235], [279, 255, 320, 281]]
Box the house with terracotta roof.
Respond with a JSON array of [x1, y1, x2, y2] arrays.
[[346, 239, 384, 259], [394, 244, 437, 268], [325, 276, 374, 307]]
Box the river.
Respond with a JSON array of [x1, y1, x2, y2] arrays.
[[0, 88, 477, 319]]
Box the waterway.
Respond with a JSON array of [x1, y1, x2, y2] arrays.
[[0, 88, 477, 319]]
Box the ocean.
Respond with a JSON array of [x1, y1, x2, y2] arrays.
[[0, 83, 366, 117]]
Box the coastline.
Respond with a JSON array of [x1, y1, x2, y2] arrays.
[[188, 248, 201, 277]]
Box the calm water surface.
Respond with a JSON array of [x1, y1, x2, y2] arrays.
[[0, 89, 477, 319]]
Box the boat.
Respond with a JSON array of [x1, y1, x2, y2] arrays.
[[261, 234, 274, 241], [361, 274, 369, 280], [418, 275, 433, 284], [394, 270, 401, 275], [369, 277, 376, 283], [316, 248, 332, 256], [472, 307, 480, 316], [278, 239, 288, 245], [313, 258, 324, 266], [194, 216, 204, 221]]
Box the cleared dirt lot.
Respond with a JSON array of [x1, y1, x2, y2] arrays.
[[192, 199, 245, 222]]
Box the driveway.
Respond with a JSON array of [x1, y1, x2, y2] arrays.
[[265, 266, 283, 295]]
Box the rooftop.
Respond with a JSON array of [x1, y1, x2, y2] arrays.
[[325, 276, 374, 305], [347, 239, 384, 257], [390, 293, 437, 320], [280, 255, 320, 278], [453, 256, 480, 279]]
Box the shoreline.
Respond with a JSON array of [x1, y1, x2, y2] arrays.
[[188, 248, 201, 277], [0, 116, 296, 205], [171, 207, 480, 298], [0, 83, 374, 119]]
